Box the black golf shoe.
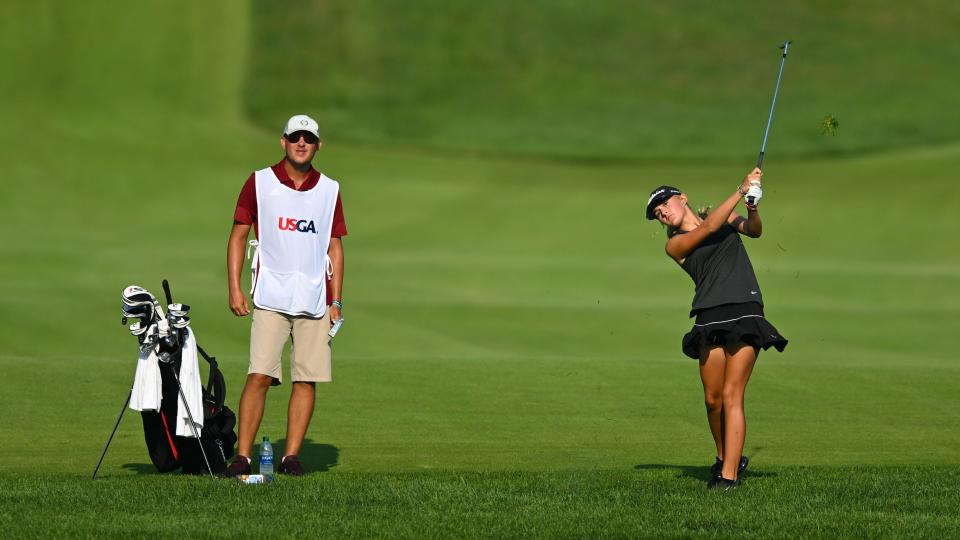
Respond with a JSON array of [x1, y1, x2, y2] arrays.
[[278, 455, 305, 476], [220, 455, 251, 478], [707, 475, 741, 491], [709, 455, 749, 477]]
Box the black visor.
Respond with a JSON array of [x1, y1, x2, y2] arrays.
[[645, 185, 681, 220]]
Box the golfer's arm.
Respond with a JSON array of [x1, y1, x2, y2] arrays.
[[227, 223, 251, 294], [666, 189, 743, 261], [728, 210, 763, 238], [745, 208, 763, 237], [328, 237, 344, 303]]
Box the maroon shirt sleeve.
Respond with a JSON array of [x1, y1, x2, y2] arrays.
[[233, 173, 257, 225], [332, 193, 347, 237]]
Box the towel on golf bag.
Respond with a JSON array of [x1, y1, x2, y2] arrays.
[[128, 327, 203, 438], [129, 326, 162, 411], [174, 328, 204, 437]]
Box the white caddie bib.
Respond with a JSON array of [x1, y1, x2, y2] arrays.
[[251, 167, 339, 317]]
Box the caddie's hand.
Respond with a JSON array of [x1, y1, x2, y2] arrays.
[[229, 288, 251, 317], [328, 305, 342, 325], [745, 181, 763, 210]]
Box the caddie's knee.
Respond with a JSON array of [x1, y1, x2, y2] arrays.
[[246, 373, 274, 390]]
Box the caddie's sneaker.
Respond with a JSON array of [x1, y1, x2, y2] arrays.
[[707, 475, 741, 491], [220, 455, 251, 478], [710, 456, 750, 477], [278, 455, 305, 476]]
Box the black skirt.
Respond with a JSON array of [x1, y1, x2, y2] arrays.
[[681, 302, 788, 359]]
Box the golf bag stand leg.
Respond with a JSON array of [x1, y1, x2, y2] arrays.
[[169, 366, 215, 478], [92, 389, 132, 480]]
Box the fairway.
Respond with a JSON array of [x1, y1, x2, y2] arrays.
[[1, 1, 959, 538]]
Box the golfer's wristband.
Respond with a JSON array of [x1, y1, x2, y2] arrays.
[[331, 300, 343, 309]]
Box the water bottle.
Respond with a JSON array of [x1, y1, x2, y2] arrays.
[[259, 436, 274, 479]]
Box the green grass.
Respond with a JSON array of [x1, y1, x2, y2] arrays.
[[1, 0, 959, 537], [246, 0, 960, 160], [2, 468, 959, 538]]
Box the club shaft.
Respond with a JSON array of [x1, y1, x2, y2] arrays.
[[757, 41, 791, 169], [92, 389, 132, 479]]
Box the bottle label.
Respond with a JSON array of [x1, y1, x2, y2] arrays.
[[237, 474, 272, 484]]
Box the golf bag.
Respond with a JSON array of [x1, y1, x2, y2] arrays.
[[140, 343, 237, 474], [114, 282, 238, 476]]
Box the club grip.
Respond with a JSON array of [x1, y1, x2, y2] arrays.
[[756, 151, 765, 169], [162, 279, 173, 305]]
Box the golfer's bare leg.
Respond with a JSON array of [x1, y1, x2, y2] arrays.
[[720, 344, 758, 480], [699, 346, 726, 460], [284, 381, 316, 456], [237, 373, 273, 457]]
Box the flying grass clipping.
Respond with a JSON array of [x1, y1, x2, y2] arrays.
[[820, 114, 839, 136]]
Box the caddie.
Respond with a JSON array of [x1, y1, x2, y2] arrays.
[[223, 114, 347, 477]]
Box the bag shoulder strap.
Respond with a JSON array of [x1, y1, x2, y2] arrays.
[[196, 345, 226, 413]]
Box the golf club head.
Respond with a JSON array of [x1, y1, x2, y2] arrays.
[[121, 303, 155, 331], [122, 285, 157, 308], [139, 324, 159, 354], [122, 302, 154, 319], [167, 303, 190, 317], [170, 316, 191, 329], [779, 40, 792, 57], [128, 320, 149, 336]]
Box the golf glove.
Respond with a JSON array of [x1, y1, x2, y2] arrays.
[[744, 181, 762, 210]]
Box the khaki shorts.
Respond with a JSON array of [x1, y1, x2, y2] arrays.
[[249, 308, 332, 384]]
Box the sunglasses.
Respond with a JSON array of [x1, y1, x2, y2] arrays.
[[284, 131, 319, 144]]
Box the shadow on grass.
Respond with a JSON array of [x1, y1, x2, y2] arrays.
[[275, 438, 339, 473], [120, 439, 339, 476], [121, 463, 156, 474], [633, 463, 779, 482]]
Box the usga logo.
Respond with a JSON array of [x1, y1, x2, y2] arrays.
[[278, 216, 317, 234]]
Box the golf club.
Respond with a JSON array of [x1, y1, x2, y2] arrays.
[[162, 279, 215, 478], [127, 320, 149, 336], [122, 302, 154, 322], [123, 285, 166, 321], [754, 40, 792, 184]]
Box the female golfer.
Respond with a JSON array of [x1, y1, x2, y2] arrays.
[[646, 167, 787, 490]]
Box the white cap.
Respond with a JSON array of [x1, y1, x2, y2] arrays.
[[283, 114, 320, 138]]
